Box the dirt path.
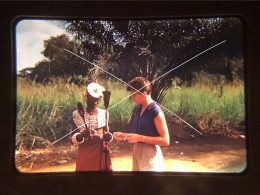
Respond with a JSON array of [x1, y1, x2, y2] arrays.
[[16, 136, 246, 173], [18, 150, 245, 173]]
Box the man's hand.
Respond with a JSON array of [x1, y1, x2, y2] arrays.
[[76, 130, 89, 142], [76, 133, 84, 142], [103, 132, 113, 142]]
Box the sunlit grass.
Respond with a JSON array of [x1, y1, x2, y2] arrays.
[[16, 77, 245, 148], [164, 83, 245, 123]]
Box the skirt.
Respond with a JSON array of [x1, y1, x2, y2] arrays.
[[76, 139, 112, 171], [132, 142, 164, 171]]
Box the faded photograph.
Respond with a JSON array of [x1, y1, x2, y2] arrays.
[[15, 17, 246, 173]]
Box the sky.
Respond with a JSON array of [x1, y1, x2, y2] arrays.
[[15, 19, 68, 73]]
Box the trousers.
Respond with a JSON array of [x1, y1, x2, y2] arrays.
[[132, 142, 164, 171]]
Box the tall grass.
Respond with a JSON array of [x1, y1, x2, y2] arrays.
[[16, 77, 84, 148], [16, 77, 245, 148], [163, 83, 245, 123], [16, 77, 136, 148]]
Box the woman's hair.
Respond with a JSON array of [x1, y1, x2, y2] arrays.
[[127, 77, 152, 95]]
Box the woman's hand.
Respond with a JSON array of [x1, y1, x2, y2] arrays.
[[113, 132, 126, 141], [124, 133, 142, 143]]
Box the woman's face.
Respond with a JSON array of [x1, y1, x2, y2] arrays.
[[130, 90, 144, 104]]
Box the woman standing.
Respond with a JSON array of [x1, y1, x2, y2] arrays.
[[70, 81, 112, 171], [114, 77, 170, 171]]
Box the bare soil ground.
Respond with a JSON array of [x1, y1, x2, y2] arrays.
[[15, 134, 247, 173]]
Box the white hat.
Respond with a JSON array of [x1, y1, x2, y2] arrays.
[[87, 83, 105, 98]]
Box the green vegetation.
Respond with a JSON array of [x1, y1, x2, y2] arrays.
[[164, 84, 245, 123], [16, 77, 245, 149], [20, 18, 244, 106], [16, 77, 136, 148], [16, 77, 82, 148], [16, 17, 245, 149]]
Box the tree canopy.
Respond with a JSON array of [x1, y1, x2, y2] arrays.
[[19, 17, 244, 103]]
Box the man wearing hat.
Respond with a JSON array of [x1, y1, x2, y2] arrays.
[[70, 81, 112, 171]]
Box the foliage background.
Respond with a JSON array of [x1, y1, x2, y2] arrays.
[[16, 17, 245, 149], [16, 76, 245, 149]]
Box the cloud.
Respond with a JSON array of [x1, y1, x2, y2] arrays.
[[16, 19, 67, 72]]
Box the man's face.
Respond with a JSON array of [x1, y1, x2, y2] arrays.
[[86, 93, 101, 108]]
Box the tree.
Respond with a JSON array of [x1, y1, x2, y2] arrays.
[[27, 17, 244, 102], [66, 20, 120, 81], [27, 34, 93, 83], [108, 18, 244, 103]]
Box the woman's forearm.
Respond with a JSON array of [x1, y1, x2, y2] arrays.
[[141, 135, 169, 146], [125, 133, 169, 146]]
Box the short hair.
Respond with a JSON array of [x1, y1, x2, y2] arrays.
[[127, 77, 152, 95]]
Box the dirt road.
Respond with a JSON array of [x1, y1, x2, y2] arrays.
[[16, 135, 247, 173]]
